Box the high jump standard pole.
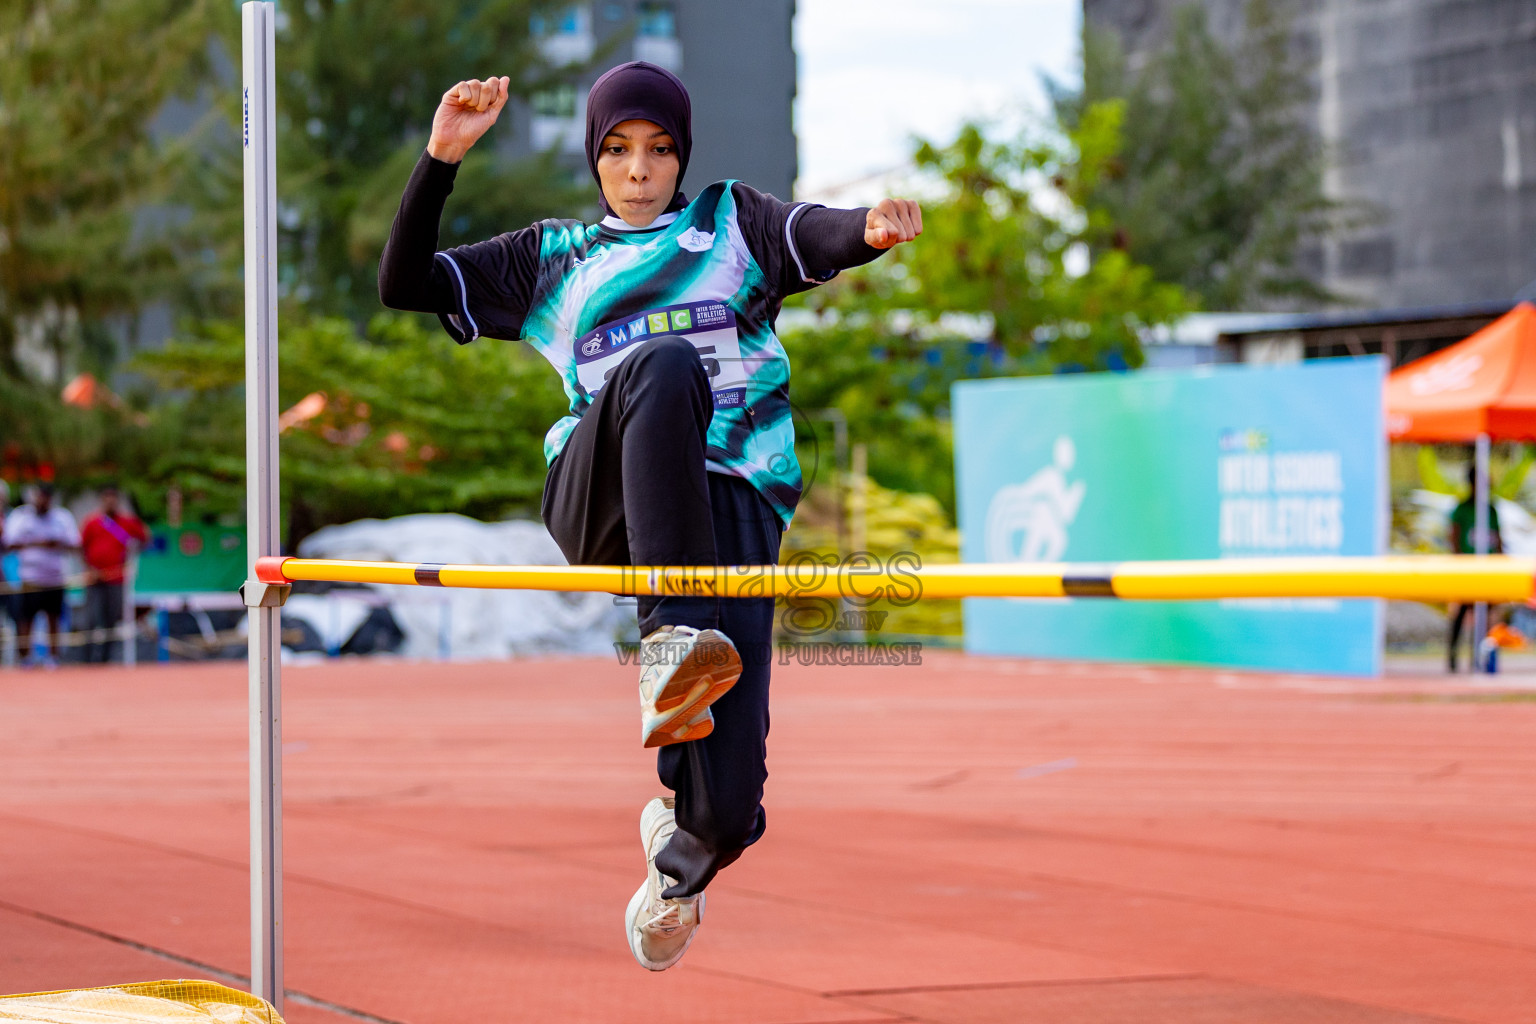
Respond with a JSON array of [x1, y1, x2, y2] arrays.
[[241, 1, 285, 1010]]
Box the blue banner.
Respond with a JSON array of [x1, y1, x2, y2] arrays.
[[954, 358, 1387, 675]]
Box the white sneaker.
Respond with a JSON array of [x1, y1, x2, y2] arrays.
[[626, 796, 703, 971], [638, 625, 742, 748]]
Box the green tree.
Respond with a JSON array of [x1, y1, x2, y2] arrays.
[[184, 0, 594, 321], [0, 0, 218, 382], [0, 373, 114, 484], [788, 106, 1189, 507], [132, 312, 570, 544], [1052, 0, 1340, 309]]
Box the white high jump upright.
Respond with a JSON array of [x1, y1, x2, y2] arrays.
[[242, 1, 284, 1010], [1472, 432, 1491, 672]]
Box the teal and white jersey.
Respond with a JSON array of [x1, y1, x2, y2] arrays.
[[435, 180, 838, 528]]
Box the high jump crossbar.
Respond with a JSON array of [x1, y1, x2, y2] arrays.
[[254, 555, 1536, 604]]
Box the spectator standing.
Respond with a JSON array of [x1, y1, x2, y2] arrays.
[[1447, 465, 1502, 672], [79, 485, 148, 664], [0, 481, 18, 653], [1, 483, 80, 669]]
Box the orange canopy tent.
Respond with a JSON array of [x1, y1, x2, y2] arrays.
[[1385, 303, 1536, 668], [1386, 302, 1536, 442]]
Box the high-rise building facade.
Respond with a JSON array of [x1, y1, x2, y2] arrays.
[[503, 1, 799, 203], [1085, 0, 1536, 309]]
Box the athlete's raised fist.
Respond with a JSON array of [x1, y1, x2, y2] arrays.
[[427, 76, 510, 164], [865, 198, 923, 250]]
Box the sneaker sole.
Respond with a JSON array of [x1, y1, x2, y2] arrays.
[[643, 703, 719, 748], [642, 633, 741, 748], [651, 630, 739, 708]]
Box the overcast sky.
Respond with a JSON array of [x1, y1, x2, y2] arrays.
[[793, 0, 1081, 200]]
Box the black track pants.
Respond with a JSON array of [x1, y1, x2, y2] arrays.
[[541, 335, 782, 897]]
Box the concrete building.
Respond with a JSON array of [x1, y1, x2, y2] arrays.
[[1084, 0, 1536, 310], [503, 1, 798, 202]]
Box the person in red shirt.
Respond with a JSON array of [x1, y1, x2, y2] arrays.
[[79, 484, 149, 663]]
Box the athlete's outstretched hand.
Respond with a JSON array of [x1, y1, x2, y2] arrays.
[[865, 198, 923, 249], [427, 76, 510, 164]]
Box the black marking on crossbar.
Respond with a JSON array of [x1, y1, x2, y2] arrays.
[[414, 563, 445, 587], [1061, 568, 1118, 597]]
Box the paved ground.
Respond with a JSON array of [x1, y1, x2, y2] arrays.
[[1, 652, 1534, 1023]]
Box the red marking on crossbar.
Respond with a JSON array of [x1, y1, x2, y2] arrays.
[[254, 556, 291, 584]]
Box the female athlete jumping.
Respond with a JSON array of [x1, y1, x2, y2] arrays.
[[379, 61, 921, 970]]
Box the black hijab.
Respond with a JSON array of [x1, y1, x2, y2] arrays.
[[585, 61, 692, 218]]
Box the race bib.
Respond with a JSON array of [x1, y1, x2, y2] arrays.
[[573, 302, 748, 409]]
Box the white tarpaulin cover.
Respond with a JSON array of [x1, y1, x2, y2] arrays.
[[296, 514, 636, 659]]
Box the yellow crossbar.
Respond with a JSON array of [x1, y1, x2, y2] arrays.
[[255, 555, 1536, 603]]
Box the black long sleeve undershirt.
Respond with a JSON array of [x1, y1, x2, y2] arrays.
[[796, 205, 884, 275], [378, 150, 885, 326], [377, 154, 467, 315]]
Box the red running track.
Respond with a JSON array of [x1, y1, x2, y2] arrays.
[[1, 652, 1534, 1023]]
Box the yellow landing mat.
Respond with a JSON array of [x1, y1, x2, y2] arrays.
[[0, 982, 279, 1024]]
